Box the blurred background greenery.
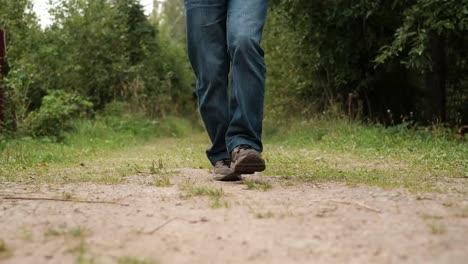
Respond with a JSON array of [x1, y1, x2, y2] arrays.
[[0, 0, 467, 138]]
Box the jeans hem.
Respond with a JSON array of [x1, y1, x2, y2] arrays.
[[227, 137, 263, 154], [207, 151, 231, 166]]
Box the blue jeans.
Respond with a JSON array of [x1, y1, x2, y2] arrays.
[[184, 0, 269, 165]]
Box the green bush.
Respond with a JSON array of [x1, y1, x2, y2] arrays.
[[20, 90, 93, 137]]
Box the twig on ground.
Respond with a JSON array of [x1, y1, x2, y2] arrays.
[[1, 196, 129, 206], [147, 217, 185, 234], [310, 199, 381, 213], [329, 199, 381, 213]]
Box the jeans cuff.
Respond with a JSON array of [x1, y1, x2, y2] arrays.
[[207, 151, 230, 166], [227, 137, 263, 154]]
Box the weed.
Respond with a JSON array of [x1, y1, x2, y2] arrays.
[[179, 181, 227, 208], [428, 223, 447, 235], [179, 184, 224, 200], [117, 256, 156, 264], [69, 227, 88, 238], [149, 160, 175, 187], [45, 228, 62, 237], [0, 239, 12, 259], [151, 174, 173, 187], [255, 211, 275, 219], [149, 159, 164, 174], [211, 198, 230, 209], [69, 239, 94, 264], [45, 226, 89, 239], [442, 201, 455, 207], [244, 180, 273, 191], [420, 213, 444, 220], [62, 192, 74, 200]]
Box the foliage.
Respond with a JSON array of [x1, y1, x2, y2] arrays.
[[1, 0, 466, 137], [0, 0, 193, 135], [20, 90, 93, 137], [268, 0, 467, 124], [375, 0, 468, 70]]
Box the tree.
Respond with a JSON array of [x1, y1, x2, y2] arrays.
[[375, 0, 468, 123], [268, 0, 468, 124], [152, 0, 186, 44], [0, 0, 194, 134]]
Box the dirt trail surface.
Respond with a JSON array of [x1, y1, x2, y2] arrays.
[[1, 169, 467, 264]]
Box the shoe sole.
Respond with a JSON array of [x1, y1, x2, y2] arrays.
[[233, 154, 266, 175], [213, 172, 242, 182]]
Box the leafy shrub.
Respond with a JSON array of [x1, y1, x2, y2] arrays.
[[20, 90, 93, 137]]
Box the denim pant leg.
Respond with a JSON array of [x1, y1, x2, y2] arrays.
[[184, 0, 230, 165], [226, 0, 269, 153]]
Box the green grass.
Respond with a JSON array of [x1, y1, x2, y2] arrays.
[[179, 181, 224, 199], [0, 239, 12, 259], [1, 114, 466, 192], [70, 239, 94, 264], [0, 114, 205, 184], [149, 160, 175, 187], [44, 226, 90, 239], [428, 223, 448, 235], [117, 256, 156, 264], [262, 117, 467, 192], [178, 181, 229, 208], [244, 179, 273, 191], [255, 211, 275, 219]]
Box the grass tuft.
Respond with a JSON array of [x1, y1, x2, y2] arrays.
[[244, 180, 273, 191], [149, 160, 175, 187], [117, 256, 156, 264], [0, 239, 12, 259], [255, 211, 275, 219], [429, 223, 447, 235], [178, 181, 228, 208]]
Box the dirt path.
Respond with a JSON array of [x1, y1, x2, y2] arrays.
[[1, 169, 467, 264]]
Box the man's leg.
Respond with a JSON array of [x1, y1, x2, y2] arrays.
[[226, 0, 269, 154], [184, 0, 230, 165]]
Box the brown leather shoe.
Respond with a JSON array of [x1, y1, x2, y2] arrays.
[[231, 145, 266, 175], [213, 159, 242, 181]]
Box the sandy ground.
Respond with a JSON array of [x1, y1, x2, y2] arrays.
[[1, 169, 467, 264]]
